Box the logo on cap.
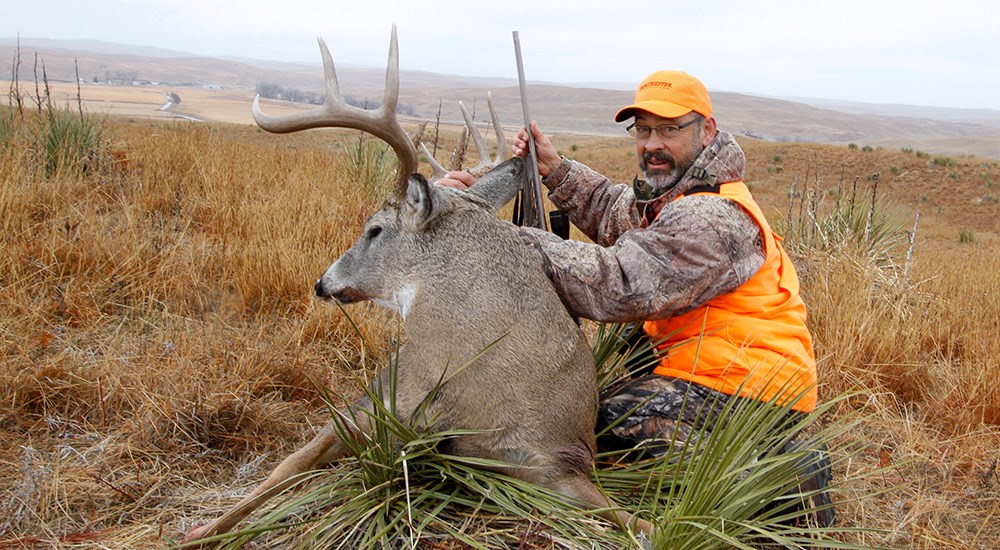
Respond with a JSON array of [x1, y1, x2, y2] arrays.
[[640, 81, 673, 92]]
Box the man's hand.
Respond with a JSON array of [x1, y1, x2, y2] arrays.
[[436, 170, 476, 189], [512, 121, 561, 178]]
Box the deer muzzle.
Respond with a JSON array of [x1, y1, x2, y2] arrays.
[[315, 279, 365, 304]]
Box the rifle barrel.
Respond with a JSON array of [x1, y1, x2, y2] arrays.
[[513, 31, 548, 231]]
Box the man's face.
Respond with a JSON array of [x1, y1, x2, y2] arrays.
[[634, 111, 716, 191]]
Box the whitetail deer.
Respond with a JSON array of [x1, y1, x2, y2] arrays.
[[181, 26, 651, 546]]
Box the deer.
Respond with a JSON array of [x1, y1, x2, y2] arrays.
[[181, 26, 652, 547]]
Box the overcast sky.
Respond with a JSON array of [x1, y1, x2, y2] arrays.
[[6, 0, 999, 110]]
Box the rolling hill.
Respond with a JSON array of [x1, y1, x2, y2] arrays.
[[2, 37, 999, 158]]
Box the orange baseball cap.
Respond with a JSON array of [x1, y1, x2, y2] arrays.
[[614, 70, 713, 122]]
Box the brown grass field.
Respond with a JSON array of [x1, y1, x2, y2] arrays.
[[1, 86, 998, 548]]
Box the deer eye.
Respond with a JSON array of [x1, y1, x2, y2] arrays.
[[366, 226, 383, 240]]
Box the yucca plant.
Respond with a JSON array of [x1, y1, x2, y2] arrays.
[[816, 200, 909, 263], [195, 319, 878, 549], [343, 132, 394, 201], [591, 321, 662, 390], [38, 107, 106, 176], [592, 324, 877, 549], [203, 322, 636, 549], [598, 389, 863, 549], [781, 175, 911, 268]]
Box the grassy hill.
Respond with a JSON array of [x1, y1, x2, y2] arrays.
[[3, 38, 1000, 159]]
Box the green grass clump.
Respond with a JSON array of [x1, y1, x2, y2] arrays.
[[0, 105, 109, 177], [40, 108, 106, 175], [343, 132, 394, 201], [932, 156, 957, 168]]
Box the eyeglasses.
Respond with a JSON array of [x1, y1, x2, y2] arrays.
[[626, 118, 700, 140]]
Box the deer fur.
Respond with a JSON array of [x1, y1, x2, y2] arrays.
[[181, 27, 651, 547]]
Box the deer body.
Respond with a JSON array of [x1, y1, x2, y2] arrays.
[[318, 164, 598, 477], [182, 27, 650, 547]]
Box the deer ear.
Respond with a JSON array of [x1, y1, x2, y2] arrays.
[[467, 157, 526, 211], [402, 173, 439, 232]]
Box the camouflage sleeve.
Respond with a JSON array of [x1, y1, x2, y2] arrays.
[[518, 194, 766, 323], [541, 158, 643, 247]]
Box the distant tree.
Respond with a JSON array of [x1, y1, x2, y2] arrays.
[[255, 84, 412, 114], [344, 96, 379, 110], [105, 70, 138, 83], [256, 82, 281, 99]]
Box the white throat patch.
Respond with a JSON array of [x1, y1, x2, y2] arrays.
[[373, 284, 417, 319]]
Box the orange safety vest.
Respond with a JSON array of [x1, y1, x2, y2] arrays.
[[644, 181, 818, 412]]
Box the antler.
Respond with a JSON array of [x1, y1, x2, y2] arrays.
[[463, 92, 507, 175], [252, 24, 418, 198], [419, 92, 507, 181]]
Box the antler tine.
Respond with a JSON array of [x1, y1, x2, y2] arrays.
[[457, 93, 506, 177], [458, 101, 491, 176], [419, 142, 450, 182], [252, 24, 418, 197], [486, 92, 506, 165], [458, 101, 490, 173]]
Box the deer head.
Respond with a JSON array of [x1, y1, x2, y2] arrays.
[[251, 25, 524, 314]]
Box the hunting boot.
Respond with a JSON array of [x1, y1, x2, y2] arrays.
[[773, 440, 836, 527]]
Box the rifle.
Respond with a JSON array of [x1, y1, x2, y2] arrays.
[[511, 31, 569, 239]]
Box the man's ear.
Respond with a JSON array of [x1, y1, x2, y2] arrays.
[[701, 116, 718, 147], [402, 173, 440, 232]]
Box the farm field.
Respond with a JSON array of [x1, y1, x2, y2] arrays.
[[1, 81, 288, 125], [1, 90, 998, 548]]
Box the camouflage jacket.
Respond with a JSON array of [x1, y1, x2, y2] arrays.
[[518, 130, 766, 322]]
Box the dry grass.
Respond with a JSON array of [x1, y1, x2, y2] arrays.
[[1, 107, 997, 548]]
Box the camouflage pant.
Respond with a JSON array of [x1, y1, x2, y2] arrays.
[[596, 374, 835, 527], [596, 374, 744, 458], [596, 374, 811, 459]]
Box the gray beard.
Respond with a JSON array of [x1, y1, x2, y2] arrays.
[[643, 166, 686, 191], [641, 136, 705, 193]]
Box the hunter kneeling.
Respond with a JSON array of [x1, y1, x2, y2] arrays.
[[438, 69, 835, 527]]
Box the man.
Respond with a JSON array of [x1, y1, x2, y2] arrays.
[[439, 70, 833, 526]]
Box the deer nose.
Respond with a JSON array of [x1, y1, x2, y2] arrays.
[[314, 279, 327, 298]]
